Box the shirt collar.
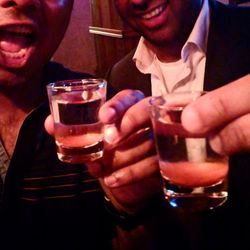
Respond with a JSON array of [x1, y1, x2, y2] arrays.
[[133, 38, 156, 74], [182, 0, 210, 62], [134, 0, 210, 72]]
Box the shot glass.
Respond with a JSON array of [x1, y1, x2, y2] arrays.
[[47, 78, 107, 164], [149, 91, 228, 211]]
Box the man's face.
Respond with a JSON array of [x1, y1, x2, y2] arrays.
[[0, 0, 74, 85], [115, 0, 202, 48]]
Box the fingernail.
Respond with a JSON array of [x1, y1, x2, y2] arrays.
[[104, 125, 120, 144], [210, 135, 224, 155], [105, 107, 116, 123], [182, 106, 203, 133], [104, 175, 118, 187]]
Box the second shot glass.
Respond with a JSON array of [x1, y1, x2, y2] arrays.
[[149, 91, 228, 211]]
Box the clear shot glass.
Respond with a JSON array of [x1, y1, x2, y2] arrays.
[[149, 91, 228, 211], [47, 78, 107, 164]]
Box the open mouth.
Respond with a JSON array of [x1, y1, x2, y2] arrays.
[[142, 2, 168, 20], [0, 25, 35, 67]]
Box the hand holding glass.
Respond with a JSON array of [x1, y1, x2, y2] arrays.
[[47, 78, 107, 164], [149, 91, 228, 211]]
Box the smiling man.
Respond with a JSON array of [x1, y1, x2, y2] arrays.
[[107, 0, 250, 249]]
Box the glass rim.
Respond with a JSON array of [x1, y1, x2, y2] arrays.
[[149, 90, 208, 108], [46, 78, 107, 90]]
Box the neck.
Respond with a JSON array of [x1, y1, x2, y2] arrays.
[[0, 72, 45, 115], [147, 40, 183, 63], [0, 72, 46, 157]]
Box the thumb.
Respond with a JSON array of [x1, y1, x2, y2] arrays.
[[44, 115, 55, 136]]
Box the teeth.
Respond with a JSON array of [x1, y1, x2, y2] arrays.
[[4, 26, 33, 34], [142, 5, 164, 20], [0, 48, 27, 59]]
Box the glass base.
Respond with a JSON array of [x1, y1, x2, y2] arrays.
[[56, 141, 103, 164], [163, 179, 228, 211]]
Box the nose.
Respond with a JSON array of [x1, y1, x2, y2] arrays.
[[0, 0, 40, 8], [131, 0, 146, 3]]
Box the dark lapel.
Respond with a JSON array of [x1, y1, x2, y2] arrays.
[[204, 0, 250, 91]]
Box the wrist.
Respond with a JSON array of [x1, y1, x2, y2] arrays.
[[104, 193, 165, 230]]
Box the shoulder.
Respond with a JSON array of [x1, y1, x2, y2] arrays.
[[107, 49, 139, 83], [106, 49, 151, 96], [211, 0, 250, 25], [209, 0, 250, 46]]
